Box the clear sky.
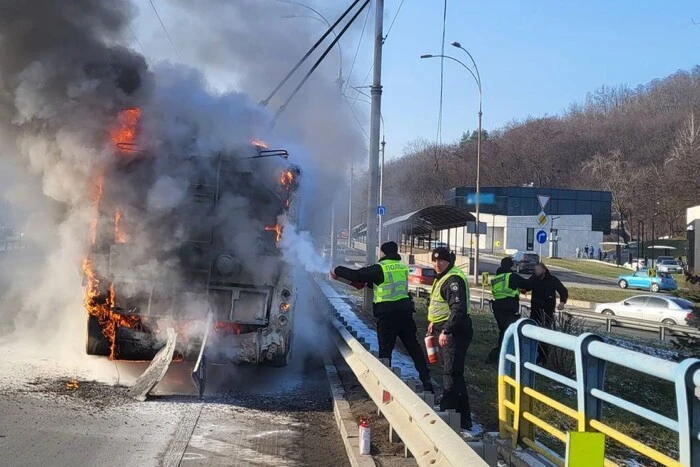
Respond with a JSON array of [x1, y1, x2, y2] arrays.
[[374, 0, 700, 157], [131, 1, 700, 161]]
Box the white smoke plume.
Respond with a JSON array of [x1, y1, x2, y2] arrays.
[[0, 0, 366, 379], [279, 215, 331, 274]]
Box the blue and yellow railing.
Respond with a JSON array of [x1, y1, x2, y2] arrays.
[[497, 318, 700, 467]]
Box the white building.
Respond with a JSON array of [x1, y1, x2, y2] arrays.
[[437, 214, 603, 258], [440, 186, 612, 259]]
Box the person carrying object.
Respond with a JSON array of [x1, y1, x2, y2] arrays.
[[331, 241, 433, 393], [426, 247, 473, 430], [485, 257, 527, 364]]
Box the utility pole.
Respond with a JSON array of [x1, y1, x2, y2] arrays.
[[377, 138, 386, 245], [330, 75, 344, 266], [348, 162, 353, 248], [363, 0, 384, 313]]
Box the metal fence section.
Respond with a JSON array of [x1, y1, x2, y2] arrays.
[[314, 279, 490, 467], [497, 318, 700, 467], [517, 303, 700, 342]]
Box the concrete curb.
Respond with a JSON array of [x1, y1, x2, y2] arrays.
[[324, 362, 376, 467]]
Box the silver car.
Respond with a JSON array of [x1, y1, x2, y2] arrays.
[[594, 295, 695, 325], [657, 259, 682, 274]]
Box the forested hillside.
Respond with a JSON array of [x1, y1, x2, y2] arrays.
[[354, 66, 700, 239]]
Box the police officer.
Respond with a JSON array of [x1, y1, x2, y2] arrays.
[[332, 241, 433, 392], [485, 257, 526, 363], [427, 247, 473, 430]]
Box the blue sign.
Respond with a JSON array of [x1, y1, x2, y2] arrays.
[[377, 205, 386, 216], [466, 192, 496, 205], [536, 230, 548, 244]]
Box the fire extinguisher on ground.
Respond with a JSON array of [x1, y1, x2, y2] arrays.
[[425, 333, 439, 364], [359, 418, 371, 455]]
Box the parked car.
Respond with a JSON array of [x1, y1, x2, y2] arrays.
[[617, 269, 677, 292], [407, 265, 436, 298], [511, 251, 540, 274], [656, 256, 675, 263], [657, 259, 683, 274], [594, 295, 695, 325]]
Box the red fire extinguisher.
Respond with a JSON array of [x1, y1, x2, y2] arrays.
[[425, 333, 439, 364], [330, 270, 366, 290], [359, 418, 371, 455]]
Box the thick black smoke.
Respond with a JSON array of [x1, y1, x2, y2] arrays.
[[0, 0, 364, 376]]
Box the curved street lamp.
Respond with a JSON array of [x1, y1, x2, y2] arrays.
[[280, 1, 347, 265], [421, 49, 483, 284]]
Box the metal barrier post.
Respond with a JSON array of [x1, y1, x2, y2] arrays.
[[498, 324, 516, 441], [575, 333, 605, 431], [674, 360, 700, 466], [514, 319, 538, 446]]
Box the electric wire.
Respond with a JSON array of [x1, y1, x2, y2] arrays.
[[383, 0, 406, 43], [434, 0, 448, 170], [343, 2, 372, 94], [271, 0, 371, 125], [147, 0, 181, 61], [343, 95, 370, 140], [261, 0, 364, 106], [349, 0, 405, 103], [127, 24, 144, 53]]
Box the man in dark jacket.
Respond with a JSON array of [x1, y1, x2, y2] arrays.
[[485, 257, 526, 363], [332, 241, 433, 392], [522, 263, 568, 364], [427, 247, 473, 430]]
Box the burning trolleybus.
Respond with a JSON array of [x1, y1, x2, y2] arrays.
[[84, 108, 301, 369]]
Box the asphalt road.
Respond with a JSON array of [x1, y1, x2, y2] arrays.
[[0, 346, 348, 467], [343, 247, 622, 290], [477, 254, 620, 290]]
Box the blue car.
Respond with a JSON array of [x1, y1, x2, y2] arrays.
[[617, 269, 678, 293]]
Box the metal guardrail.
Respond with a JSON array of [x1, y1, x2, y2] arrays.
[[515, 302, 700, 342], [313, 279, 490, 467], [497, 318, 700, 467], [473, 286, 700, 342]]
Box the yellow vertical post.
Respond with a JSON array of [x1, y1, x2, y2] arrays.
[[565, 432, 605, 467]]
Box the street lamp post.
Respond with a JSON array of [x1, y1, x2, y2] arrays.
[[420, 48, 482, 283], [282, 6, 344, 266], [637, 220, 645, 263]]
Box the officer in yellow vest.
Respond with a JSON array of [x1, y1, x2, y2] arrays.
[[427, 247, 473, 430], [332, 241, 433, 392], [485, 257, 527, 363]]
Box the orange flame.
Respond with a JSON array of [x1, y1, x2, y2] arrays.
[[280, 169, 294, 186], [89, 174, 105, 245], [265, 224, 283, 242], [114, 210, 128, 243], [112, 107, 141, 152], [66, 379, 79, 390], [213, 322, 242, 335], [280, 169, 295, 208], [83, 173, 142, 359], [251, 139, 268, 149]]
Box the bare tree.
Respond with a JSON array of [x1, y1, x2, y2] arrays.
[[582, 150, 650, 219]]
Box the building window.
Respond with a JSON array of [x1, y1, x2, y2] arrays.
[[526, 228, 534, 251]]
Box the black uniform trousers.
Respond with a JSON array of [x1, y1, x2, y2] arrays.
[[486, 299, 520, 362], [529, 303, 555, 364], [432, 318, 473, 429], [376, 310, 431, 385]]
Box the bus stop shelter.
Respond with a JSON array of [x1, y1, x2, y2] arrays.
[[382, 205, 475, 254]]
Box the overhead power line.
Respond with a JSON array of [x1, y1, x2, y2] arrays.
[[344, 4, 372, 94], [147, 0, 181, 61], [434, 0, 448, 170]]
